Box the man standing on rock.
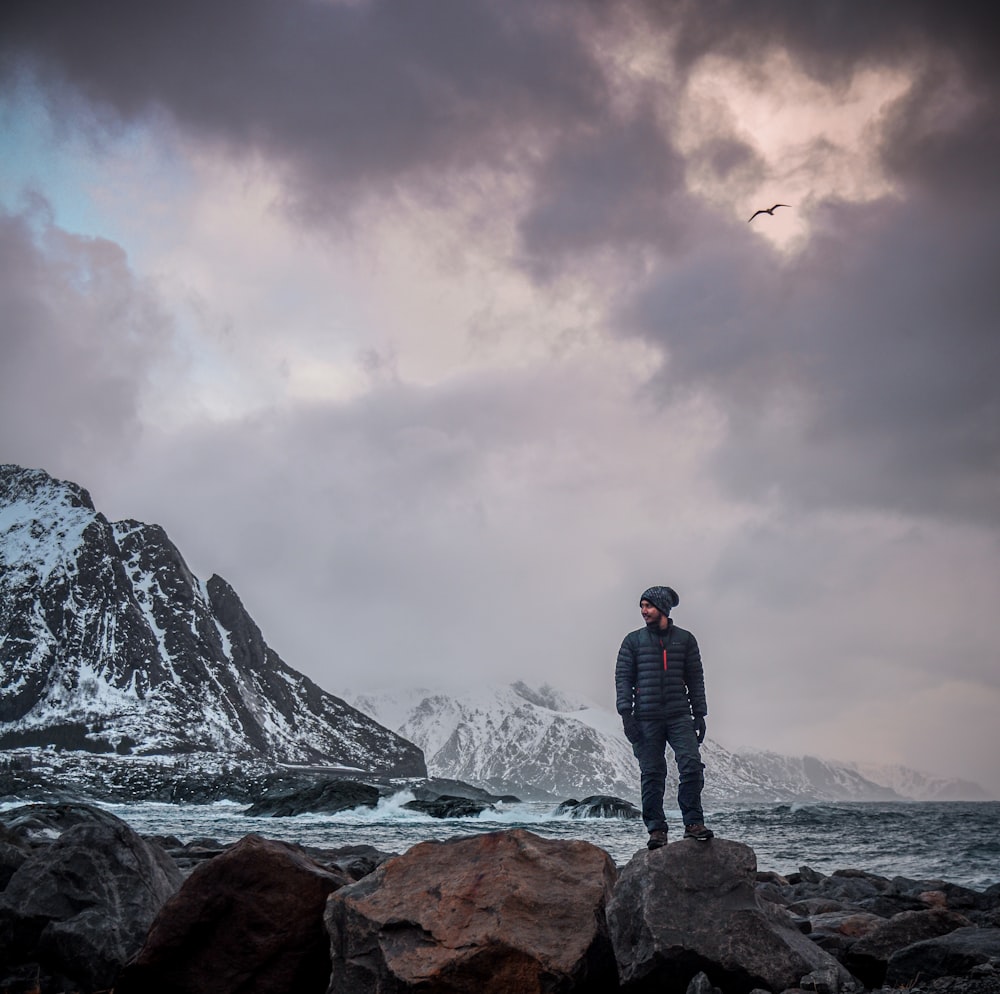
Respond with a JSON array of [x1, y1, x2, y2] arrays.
[[615, 585, 713, 849]]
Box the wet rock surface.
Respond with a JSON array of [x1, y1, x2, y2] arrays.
[[608, 838, 856, 994], [242, 777, 382, 817], [844, 908, 975, 987], [883, 926, 1000, 989], [325, 827, 619, 994], [556, 794, 642, 819], [115, 834, 351, 994], [401, 794, 496, 817], [0, 803, 182, 994]]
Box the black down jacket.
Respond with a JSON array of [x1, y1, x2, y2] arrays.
[[615, 620, 707, 720]]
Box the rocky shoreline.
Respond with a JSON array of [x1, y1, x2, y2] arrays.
[[0, 799, 997, 994]]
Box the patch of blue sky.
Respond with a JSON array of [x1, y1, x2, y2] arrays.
[[0, 83, 191, 260], [1, 88, 104, 237]]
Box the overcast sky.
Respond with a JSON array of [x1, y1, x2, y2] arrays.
[[2, 1, 998, 795]]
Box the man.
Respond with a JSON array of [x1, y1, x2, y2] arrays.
[[615, 585, 713, 849]]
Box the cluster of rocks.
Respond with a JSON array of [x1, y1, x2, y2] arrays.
[[0, 801, 997, 994], [242, 775, 514, 818], [755, 863, 1000, 993], [0, 757, 527, 817]]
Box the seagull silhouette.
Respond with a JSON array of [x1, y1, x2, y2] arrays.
[[748, 203, 790, 222]]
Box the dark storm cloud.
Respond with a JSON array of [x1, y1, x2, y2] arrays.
[[656, 0, 1000, 195], [660, 0, 1000, 83], [0, 199, 172, 470], [0, 0, 606, 202], [4, 0, 998, 528], [596, 1, 1000, 525], [517, 98, 691, 275], [627, 192, 1000, 523]]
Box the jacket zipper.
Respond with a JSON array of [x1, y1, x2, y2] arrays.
[[659, 636, 667, 704]]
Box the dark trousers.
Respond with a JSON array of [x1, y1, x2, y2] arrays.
[[632, 714, 705, 832]]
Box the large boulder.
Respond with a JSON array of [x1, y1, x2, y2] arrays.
[[324, 827, 619, 994], [0, 839, 28, 889], [607, 837, 857, 994], [115, 833, 350, 994], [0, 800, 134, 841], [844, 907, 973, 987], [243, 778, 381, 817], [884, 925, 1000, 987], [0, 803, 183, 993], [555, 796, 641, 819], [402, 795, 495, 818]]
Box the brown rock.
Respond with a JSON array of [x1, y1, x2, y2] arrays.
[[324, 828, 618, 994], [920, 889, 948, 908], [115, 833, 350, 994]]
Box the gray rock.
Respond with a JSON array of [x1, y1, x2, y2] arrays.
[[796, 866, 827, 885], [0, 806, 182, 992], [402, 795, 494, 817], [686, 970, 722, 994], [806, 910, 884, 940], [243, 778, 380, 817], [0, 840, 28, 889], [0, 800, 132, 842], [607, 837, 857, 994], [756, 881, 793, 907], [788, 898, 849, 917], [311, 843, 395, 881], [844, 908, 974, 988], [409, 778, 513, 804], [799, 963, 841, 993], [555, 795, 643, 819], [853, 892, 927, 918], [885, 925, 1000, 987]]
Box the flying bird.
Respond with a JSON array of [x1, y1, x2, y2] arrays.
[[748, 203, 790, 222]]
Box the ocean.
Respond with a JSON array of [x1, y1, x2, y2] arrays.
[[82, 796, 1000, 891]]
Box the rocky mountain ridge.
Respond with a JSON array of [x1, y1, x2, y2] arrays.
[[0, 464, 424, 776]]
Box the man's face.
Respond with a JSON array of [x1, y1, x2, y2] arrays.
[[640, 599, 661, 625]]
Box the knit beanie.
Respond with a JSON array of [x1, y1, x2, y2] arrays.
[[640, 586, 679, 616]]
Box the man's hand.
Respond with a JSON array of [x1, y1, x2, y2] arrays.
[[693, 715, 707, 744], [622, 713, 642, 745]]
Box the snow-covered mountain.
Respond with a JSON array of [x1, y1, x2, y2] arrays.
[[347, 682, 990, 803], [847, 761, 990, 802], [0, 465, 424, 776], [350, 681, 640, 801]]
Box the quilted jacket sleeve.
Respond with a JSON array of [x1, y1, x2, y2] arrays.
[[684, 632, 708, 717], [614, 633, 637, 716]]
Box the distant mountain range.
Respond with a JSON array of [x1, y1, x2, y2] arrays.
[[1, 464, 989, 805], [0, 464, 423, 776], [347, 682, 992, 804]]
